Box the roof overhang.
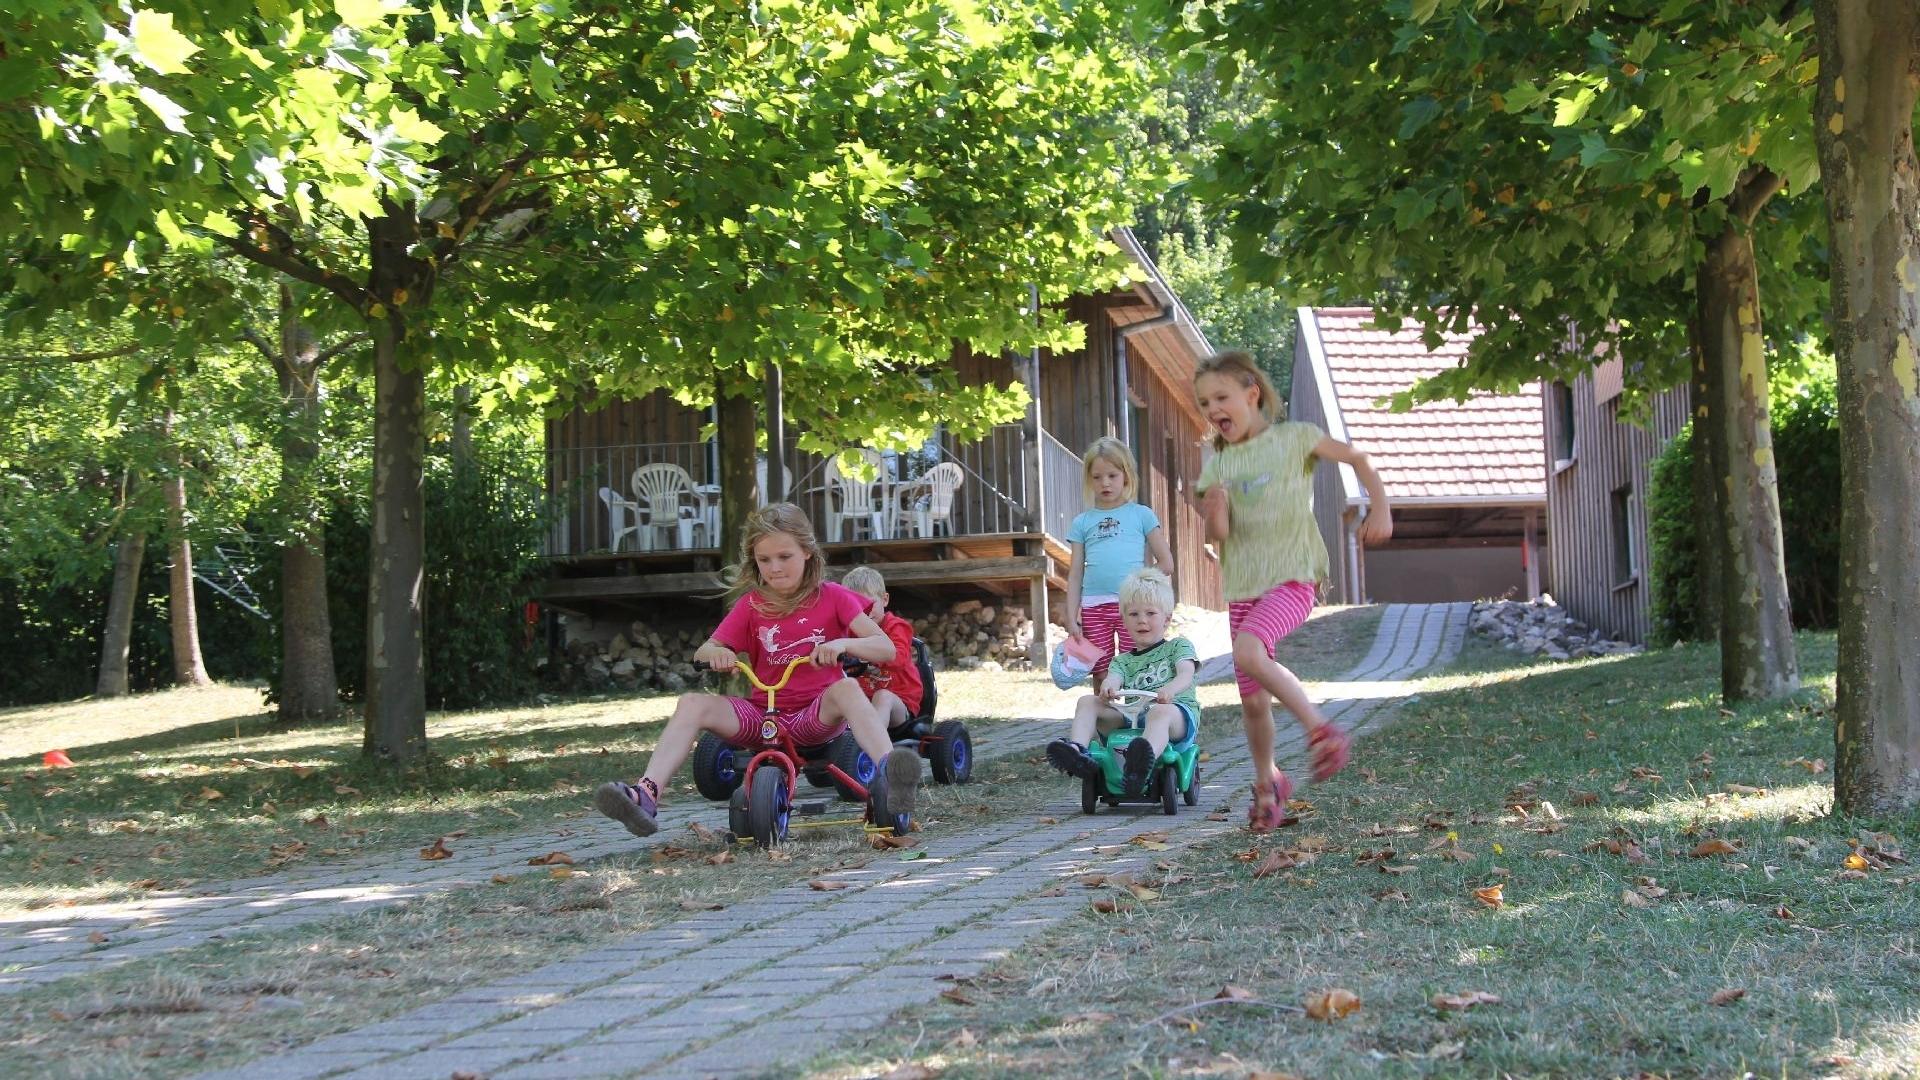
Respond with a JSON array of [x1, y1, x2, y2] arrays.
[[1296, 307, 1363, 502]]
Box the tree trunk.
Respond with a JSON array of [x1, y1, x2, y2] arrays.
[[1696, 224, 1798, 703], [273, 298, 337, 723], [717, 376, 759, 563], [96, 529, 146, 697], [1813, 0, 1920, 814], [1687, 313, 1723, 642], [161, 410, 213, 687], [451, 384, 474, 469], [362, 317, 428, 761]]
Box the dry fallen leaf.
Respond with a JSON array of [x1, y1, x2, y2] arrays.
[[1772, 904, 1795, 920], [1691, 839, 1741, 858], [549, 866, 576, 880], [527, 851, 575, 866], [1473, 884, 1505, 910], [1620, 888, 1653, 909], [419, 837, 453, 861], [1709, 987, 1747, 1006], [1380, 862, 1417, 876], [1725, 783, 1767, 796], [881, 1064, 942, 1080], [1431, 990, 1501, 1011], [334, 784, 360, 796], [809, 879, 850, 891], [1079, 874, 1108, 888], [939, 987, 974, 1006], [1373, 888, 1411, 902], [679, 899, 724, 911], [87, 931, 107, 944], [1215, 984, 1257, 1002], [706, 849, 733, 866], [1127, 883, 1161, 901], [1036, 885, 1066, 897], [1090, 899, 1119, 914], [1303, 988, 1362, 1021], [490, 873, 515, 885], [1253, 850, 1297, 879], [305, 813, 329, 829], [1844, 853, 1871, 872], [1205, 812, 1231, 821], [1064, 1011, 1116, 1025], [1571, 790, 1600, 806], [197, 787, 224, 802], [1036, 817, 1059, 825], [871, 834, 917, 850]]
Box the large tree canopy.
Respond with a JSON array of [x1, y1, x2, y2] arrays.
[[4, 0, 1165, 759]]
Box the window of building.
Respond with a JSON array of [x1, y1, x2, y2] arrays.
[[1610, 484, 1636, 587], [1551, 382, 1577, 468]]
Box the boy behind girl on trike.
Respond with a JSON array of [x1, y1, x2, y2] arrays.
[[839, 566, 923, 728]]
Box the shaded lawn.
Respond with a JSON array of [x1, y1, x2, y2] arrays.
[[797, 631, 1920, 1080], [0, 605, 1382, 908]]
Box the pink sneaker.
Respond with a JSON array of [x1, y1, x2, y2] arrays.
[[1248, 768, 1294, 834], [1308, 724, 1351, 783]]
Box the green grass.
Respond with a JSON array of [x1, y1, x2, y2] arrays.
[[798, 632, 1920, 1080]]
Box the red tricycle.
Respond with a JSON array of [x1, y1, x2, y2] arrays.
[[720, 658, 912, 848]]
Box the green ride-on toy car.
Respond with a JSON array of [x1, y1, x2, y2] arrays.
[[1081, 689, 1200, 816]]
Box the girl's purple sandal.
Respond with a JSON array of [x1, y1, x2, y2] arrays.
[[1308, 724, 1351, 783], [1248, 767, 1294, 833]]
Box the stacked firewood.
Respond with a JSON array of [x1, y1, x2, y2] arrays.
[[557, 619, 718, 692], [911, 599, 1035, 672]]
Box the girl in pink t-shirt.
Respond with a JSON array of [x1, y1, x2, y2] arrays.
[[594, 503, 921, 838]]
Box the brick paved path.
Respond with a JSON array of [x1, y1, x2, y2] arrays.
[[178, 603, 1468, 1080]]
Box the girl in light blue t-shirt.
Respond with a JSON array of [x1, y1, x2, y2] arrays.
[[1064, 437, 1174, 684]]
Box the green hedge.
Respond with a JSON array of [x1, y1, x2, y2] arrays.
[[1647, 375, 1840, 645], [297, 453, 547, 711]]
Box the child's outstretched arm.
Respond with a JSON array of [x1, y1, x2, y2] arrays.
[[1314, 437, 1393, 544], [1197, 486, 1230, 543], [813, 612, 894, 667]]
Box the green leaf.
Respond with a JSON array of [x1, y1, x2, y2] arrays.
[[1552, 86, 1597, 127], [1399, 96, 1443, 139], [134, 86, 192, 133], [128, 10, 201, 75], [334, 0, 395, 29], [388, 107, 446, 147]]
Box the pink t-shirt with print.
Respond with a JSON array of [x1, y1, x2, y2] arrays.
[[711, 581, 868, 711]]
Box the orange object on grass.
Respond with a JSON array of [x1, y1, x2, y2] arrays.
[[43, 750, 76, 768]]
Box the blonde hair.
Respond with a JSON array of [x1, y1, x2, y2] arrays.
[[841, 565, 887, 600], [1119, 566, 1175, 613], [1081, 436, 1139, 503], [1195, 350, 1283, 450], [727, 502, 827, 618]]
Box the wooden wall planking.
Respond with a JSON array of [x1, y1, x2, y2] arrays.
[[1541, 372, 1689, 643]]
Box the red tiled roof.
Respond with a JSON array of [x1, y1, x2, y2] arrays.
[[1306, 307, 1545, 502]]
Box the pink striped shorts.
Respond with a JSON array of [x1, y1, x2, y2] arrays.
[[1227, 581, 1317, 696], [726, 695, 842, 749], [1078, 601, 1134, 684]]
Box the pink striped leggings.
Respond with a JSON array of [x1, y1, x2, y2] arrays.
[[1227, 581, 1317, 696], [1078, 601, 1134, 685]]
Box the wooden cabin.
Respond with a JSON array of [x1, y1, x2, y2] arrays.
[[1290, 307, 1549, 604], [534, 229, 1224, 659], [1540, 355, 1690, 643]]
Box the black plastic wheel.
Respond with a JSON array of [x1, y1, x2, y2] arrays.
[[802, 762, 833, 789], [727, 784, 749, 839], [1160, 764, 1180, 816], [748, 767, 789, 848], [691, 732, 743, 802], [1183, 762, 1200, 806], [928, 721, 972, 784], [1081, 770, 1100, 815], [826, 731, 875, 802]]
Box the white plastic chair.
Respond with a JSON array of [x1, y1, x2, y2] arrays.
[[597, 486, 643, 552], [754, 457, 792, 506], [630, 463, 700, 550], [901, 462, 964, 538], [824, 449, 888, 542]]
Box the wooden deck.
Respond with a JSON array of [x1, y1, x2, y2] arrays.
[[534, 531, 1071, 612]]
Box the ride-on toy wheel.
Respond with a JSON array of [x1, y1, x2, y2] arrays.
[[727, 785, 749, 839], [747, 768, 790, 847], [1184, 762, 1200, 806], [692, 732, 743, 802], [928, 720, 972, 784], [826, 731, 874, 803], [802, 763, 833, 789], [1081, 770, 1101, 815], [1160, 763, 1180, 816]]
